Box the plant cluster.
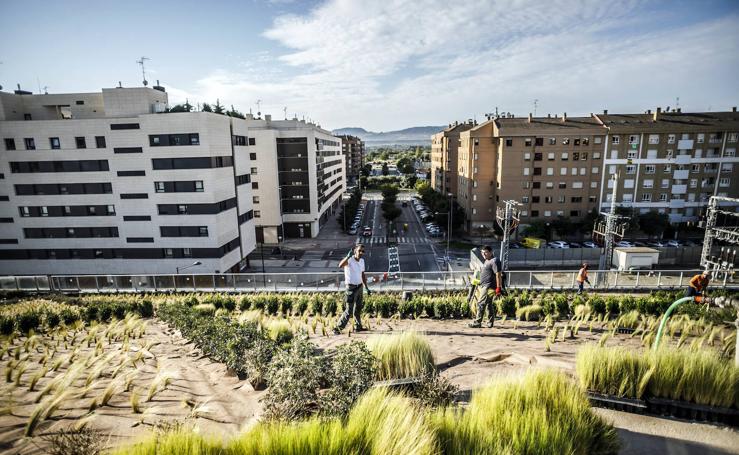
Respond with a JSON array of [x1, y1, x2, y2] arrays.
[[113, 370, 618, 455], [577, 344, 739, 408], [366, 331, 435, 380]]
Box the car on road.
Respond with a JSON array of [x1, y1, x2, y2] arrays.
[[615, 240, 635, 247], [362, 227, 372, 237], [547, 241, 570, 249], [666, 240, 683, 247], [348, 227, 358, 235], [582, 241, 598, 248], [430, 231, 444, 238]]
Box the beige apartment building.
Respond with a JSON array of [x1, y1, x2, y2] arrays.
[[430, 121, 473, 196], [338, 135, 364, 183], [442, 108, 739, 233]]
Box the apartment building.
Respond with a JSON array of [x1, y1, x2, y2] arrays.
[[597, 108, 739, 223], [430, 121, 473, 196], [446, 109, 739, 233], [248, 116, 345, 243], [338, 135, 364, 183]]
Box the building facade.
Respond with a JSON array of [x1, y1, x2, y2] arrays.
[[338, 135, 364, 184], [440, 109, 739, 233], [430, 122, 473, 196], [249, 116, 345, 244], [0, 86, 344, 274]]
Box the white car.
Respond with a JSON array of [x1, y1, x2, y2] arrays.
[[547, 241, 570, 249], [582, 241, 598, 248], [615, 241, 635, 247]]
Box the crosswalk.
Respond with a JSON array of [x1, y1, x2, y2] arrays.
[[357, 236, 433, 245]]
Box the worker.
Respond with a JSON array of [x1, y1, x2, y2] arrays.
[[576, 262, 590, 294], [686, 270, 711, 298], [468, 245, 503, 328]]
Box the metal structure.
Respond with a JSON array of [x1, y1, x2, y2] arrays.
[[593, 174, 627, 280], [496, 200, 521, 271], [136, 56, 150, 86], [700, 196, 739, 278]]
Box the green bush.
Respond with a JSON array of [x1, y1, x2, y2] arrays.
[[222, 296, 236, 312], [320, 341, 376, 417], [588, 296, 606, 315], [496, 295, 516, 317], [605, 297, 620, 315], [44, 311, 61, 329], [0, 315, 14, 335], [17, 311, 41, 334], [554, 294, 570, 317], [59, 308, 79, 325], [619, 295, 636, 313]]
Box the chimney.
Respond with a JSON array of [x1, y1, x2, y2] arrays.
[[265, 114, 272, 121], [603, 109, 608, 115], [647, 109, 651, 114], [562, 112, 567, 122], [528, 113, 533, 123], [677, 108, 681, 113], [547, 114, 551, 118], [653, 107, 661, 122], [733, 106, 737, 112]]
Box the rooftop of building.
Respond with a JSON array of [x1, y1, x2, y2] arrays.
[[494, 114, 605, 134], [595, 108, 739, 132]]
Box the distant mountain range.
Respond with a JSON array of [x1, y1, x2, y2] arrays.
[[332, 126, 445, 145]]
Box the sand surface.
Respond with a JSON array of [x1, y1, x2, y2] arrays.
[[1, 315, 737, 454]]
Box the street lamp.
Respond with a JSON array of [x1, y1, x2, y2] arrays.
[[176, 261, 202, 274], [479, 224, 485, 245]]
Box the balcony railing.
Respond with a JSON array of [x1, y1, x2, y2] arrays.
[[0, 270, 735, 293]]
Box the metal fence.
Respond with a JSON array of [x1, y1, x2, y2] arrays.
[[505, 246, 704, 267], [0, 270, 735, 293]]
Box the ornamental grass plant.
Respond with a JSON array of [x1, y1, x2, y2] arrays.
[[366, 331, 435, 380]]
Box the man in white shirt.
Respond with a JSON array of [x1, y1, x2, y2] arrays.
[[333, 244, 371, 334]]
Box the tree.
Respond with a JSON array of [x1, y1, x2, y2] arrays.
[[227, 105, 245, 119], [361, 164, 371, 177], [214, 99, 225, 114], [381, 163, 389, 176], [521, 220, 547, 238], [201, 103, 213, 112], [378, 151, 390, 161], [638, 210, 670, 238], [551, 216, 574, 239], [396, 156, 415, 174]]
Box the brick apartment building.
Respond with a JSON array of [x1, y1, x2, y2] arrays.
[[434, 109, 739, 233], [338, 135, 364, 184]]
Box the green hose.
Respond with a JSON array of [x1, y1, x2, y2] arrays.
[[652, 296, 695, 351]]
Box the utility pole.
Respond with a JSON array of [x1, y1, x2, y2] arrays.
[[593, 173, 627, 285], [496, 200, 521, 271], [700, 195, 739, 277]]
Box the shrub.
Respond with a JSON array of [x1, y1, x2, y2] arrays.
[[496, 295, 516, 317], [412, 372, 459, 408], [45, 311, 61, 329], [263, 337, 324, 421], [17, 311, 41, 334], [605, 296, 620, 315], [515, 304, 543, 321], [137, 299, 154, 318], [111, 302, 126, 320], [60, 308, 79, 325], [576, 344, 653, 399], [367, 331, 435, 380], [321, 341, 376, 417], [322, 295, 339, 316], [541, 296, 556, 316], [554, 294, 570, 317], [245, 337, 277, 390], [619, 295, 637, 313], [222, 296, 236, 312], [266, 319, 294, 344], [588, 296, 606, 315], [40, 426, 104, 455], [83, 305, 98, 323], [98, 304, 113, 322], [193, 303, 216, 317], [292, 295, 310, 315], [0, 315, 15, 335]]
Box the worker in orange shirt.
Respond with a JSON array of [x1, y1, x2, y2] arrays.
[[576, 262, 590, 294], [686, 270, 711, 298]]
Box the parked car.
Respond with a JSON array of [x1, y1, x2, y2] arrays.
[[582, 241, 598, 248], [362, 227, 372, 237], [633, 241, 647, 247], [509, 242, 523, 249], [666, 240, 683, 247], [569, 242, 582, 248], [348, 227, 358, 235], [615, 241, 635, 247], [430, 231, 444, 238], [547, 241, 570, 249], [647, 241, 666, 247]]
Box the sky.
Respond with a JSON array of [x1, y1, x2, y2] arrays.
[[1, 0, 738, 131]]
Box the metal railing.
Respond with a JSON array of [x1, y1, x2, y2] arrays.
[[0, 270, 735, 293]]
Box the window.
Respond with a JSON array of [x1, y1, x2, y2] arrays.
[[155, 182, 165, 193], [522, 196, 529, 203], [691, 164, 700, 173], [570, 210, 580, 217], [724, 148, 735, 157], [622, 194, 633, 202], [728, 133, 738, 142], [667, 134, 676, 144], [50, 138, 60, 149], [573, 152, 580, 161], [547, 152, 554, 160], [252, 182, 259, 189], [648, 134, 659, 144], [532, 196, 540, 203], [546, 182, 554, 189], [95, 136, 106, 148], [629, 135, 639, 144], [254, 210, 261, 218], [75, 137, 86, 149], [645, 165, 655, 174], [593, 152, 600, 159], [523, 152, 531, 160], [522, 181, 530, 189], [549, 138, 556, 145], [4, 138, 16, 150], [659, 193, 668, 201], [250, 167, 258, 174], [571, 196, 583, 203], [697, 133, 705, 144], [253, 196, 260, 204], [534, 152, 542, 161], [531, 210, 539, 217], [641, 193, 652, 201], [194, 181, 204, 192], [546, 167, 554, 176], [572, 182, 583, 189], [643, 179, 654, 189], [562, 138, 570, 145], [627, 150, 637, 159], [594, 137, 602, 144], [571, 167, 578, 175], [523, 168, 530, 176], [117, 170, 145, 177], [719, 178, 730, 187], [689, 179, 698, 188], [592, 166, 599, 174], [544, 211, 552, 217], [114, 147, 143, 154], [249, 152, 257, 160], [561, 152, 568, 160], [533, 167, 542, 176], [249, 138, 256, 146], [525, 138, 532, 146], [560, 167, 567, 175], [721, 163, 733, 173], [626, 165, 636, 174], [663, 164, 671, 173], [661, 179, 669, 188], [574, 139, 580, 146], [612, 136, 620, 145], [505, 139, 512, 147], [544, 196, 552, 203], [111, 123, 140, 130], [590, 181, 598, 188], [535, 138, 544, 146], [580, 168, 586, 175]]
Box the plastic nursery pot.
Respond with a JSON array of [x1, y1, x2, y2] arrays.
[[586, 391, 648, 414], [646, 397, 739, 427]]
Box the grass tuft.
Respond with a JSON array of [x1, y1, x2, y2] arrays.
[[367, 331, 435, 380]]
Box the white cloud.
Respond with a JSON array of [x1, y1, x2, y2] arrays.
[[174, 0, 739, 130]]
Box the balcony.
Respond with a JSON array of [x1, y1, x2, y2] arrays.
[[677, 139, 694, 149], [673, 169, 689, 180], [671, 184, 687, 194], [669, 199, 686, 208], [674, 154, 691, 165]]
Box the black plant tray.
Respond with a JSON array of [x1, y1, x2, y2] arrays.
[[615, 327, 636, 334], [373, 376, 423, 390], [646, 397, 739, 427], [587, 392, 648, 414]]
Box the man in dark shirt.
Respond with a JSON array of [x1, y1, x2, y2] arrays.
[[469, 245, 504, 328]]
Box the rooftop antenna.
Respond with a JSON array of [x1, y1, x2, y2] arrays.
[[256, 99, 262, 117], [533, 99, 539, 116], [0, 60, 3, 90], [36, 76, 42, 94], [675, 96, 680, 110], [136, 56, 150, 86], [42, 86, 48, 95], [283, 106, 287, 119]]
